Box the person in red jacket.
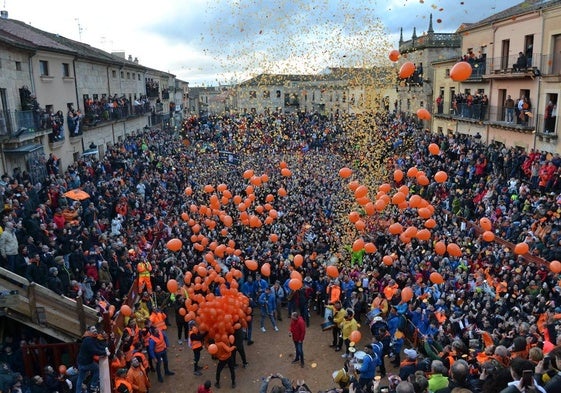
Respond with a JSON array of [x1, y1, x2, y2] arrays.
[[289, 311, 306, 368]]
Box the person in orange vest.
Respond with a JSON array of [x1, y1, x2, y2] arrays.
[[136, 260, 153, 294], [131, 342, 150, 372], [189, 322, 208, 376], [149, 308, 167, 331], [148, 326, 174, 383], [327, 279, 342, 305], [124, 319, 140, 347], [126, 357, 150, 393], [114, 368, 133, 393], [214, 341, 236, 389], [110, 350, 127, 382]]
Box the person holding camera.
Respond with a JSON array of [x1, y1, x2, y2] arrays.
[[259, 373, 304, 393], [500, 357, 545, 393]]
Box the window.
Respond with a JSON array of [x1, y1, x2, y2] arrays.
[[132, 73, 135, 79], [127, 72, 130, 79], [39, 60, 49, 76], [112, 70, 117, 78], [263, 90, 270, 98], [15, 61, 22, 71], [276, 90, 281, 98], [138, 74, 141, 81], [120, 71, 124, 78], [62, 63, 70, 77], [445, 69, 450, 77]]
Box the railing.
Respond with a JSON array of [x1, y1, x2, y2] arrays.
[[0, 267, 98, 339], [435, 103, 536, 128], [0, 110, 52, 137], [484, 53, 540, 74], [400, 32, 461, 53]]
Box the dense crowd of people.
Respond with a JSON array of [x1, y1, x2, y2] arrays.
[[1, 107, 561, 393]]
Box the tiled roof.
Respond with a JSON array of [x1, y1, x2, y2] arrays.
[[459, 0, 561, 32], [0, 18, 75, 53]]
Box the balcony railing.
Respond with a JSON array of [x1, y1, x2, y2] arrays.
[[483, 53, 540, 75], [435, 103, 535, 128], [0, 110, 53, 138], [537, 53, 561, 76]]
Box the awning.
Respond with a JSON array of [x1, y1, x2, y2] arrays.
[[2, 143, 43, 155]]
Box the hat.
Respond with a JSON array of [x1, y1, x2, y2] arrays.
[[404, 348, 418, 359], [55, 256, 64, 265], [304, 276, 312, 283]]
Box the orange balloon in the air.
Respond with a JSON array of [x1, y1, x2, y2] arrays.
[[389, 49, 400, 62], [399, 62, 416, 79], [416, 108, 431, 120], [450, 61, 473, 82]]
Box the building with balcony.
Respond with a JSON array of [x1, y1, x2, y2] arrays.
[[0, 13, 179, 180], [432, 0, 561, 153], [396, 14, 462, 121]]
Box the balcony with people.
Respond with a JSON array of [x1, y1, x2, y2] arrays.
[[81, 94, 151, 131], [483, 52, 541, 79]]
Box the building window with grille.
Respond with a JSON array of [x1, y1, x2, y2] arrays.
[[39, 60, 49, 76], [15, 61, 22, 71], [112, 70, 117, 78]]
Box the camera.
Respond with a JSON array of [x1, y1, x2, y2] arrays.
[[521, 370, 533, 387]]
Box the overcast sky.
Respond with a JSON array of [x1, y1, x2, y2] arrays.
[[4, 0, 515, 86]]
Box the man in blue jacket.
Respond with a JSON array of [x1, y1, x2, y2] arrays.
[[258, 287, 279, 332], [357, 344, 378, 390]]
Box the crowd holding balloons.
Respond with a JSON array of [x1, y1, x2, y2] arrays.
[[3, 95, 561, 392]]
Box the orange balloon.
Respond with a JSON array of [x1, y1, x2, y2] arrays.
[[166, 238, 183, 252], [424, 218, 437, 229], [364, 242, 377, 254], [391, 192, 406, 205], [352, 238, 365, 252], [379, 183, 392, 193], [279, 161, 288, 169], [450, 61, 473, 82], [167, 279, 179, 293], [401, 287, 414, 302], [407, 167, 418, 178], [418, 207, 433, 219], [349, 211, 361, 223], [382, 255, 393, 266], [326, 265, 339, 278], [434, 241, 446, 255], [550, 260, 561, 274], [281, 168, 292, 177], [428, 143, 440, 155], [243, 169, 254, 179], [348, 180, 360, 192], [364, 202, 376, 216], [294, 254, 304, 267], [430, 272, 444, 285], [278, 187, 288, 197], [339, 167, 353, 178], [416, 229, 431, 241], [261, 263, 271, 277], [434, 171, 448, 183], [482, 231, 495, 242], [350, 330, 361, 343], [389, 49, 400, 62], [245, 259, 258, 271], [399, 62, 416, 79], [447, 243, 462, 257], [354, 185, 368, 199], [120, 304, 132, 317], [288, 278, 303, 291], [416, 108, 431, 120], [208, 343, 218, 354], [514, 242, 529, 255], [480, 217, 492, 231], [184, 187, 193, 196], [290, 270, 303, 281], [417, 175, 430, 186], [181, 212, 189, 221], [394, 169, 404, 183], [269, 233, 279, 243], [355, 220, 366, 231], [389, 223, 403, 235]]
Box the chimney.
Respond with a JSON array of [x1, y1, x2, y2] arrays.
[[0, 10, 8, 19], [134, 57, 138, 64], [128, 55, 133, 61]]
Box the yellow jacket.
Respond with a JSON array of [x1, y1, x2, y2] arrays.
[[340, 318, 359, 340]]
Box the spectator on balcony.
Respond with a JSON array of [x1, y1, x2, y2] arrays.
[[436, 95, 443, 114], [513, 52, 528, 72], [505, 95, 515, 123], [544, 100, 557, 134], [0, 221, 19, 272]]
